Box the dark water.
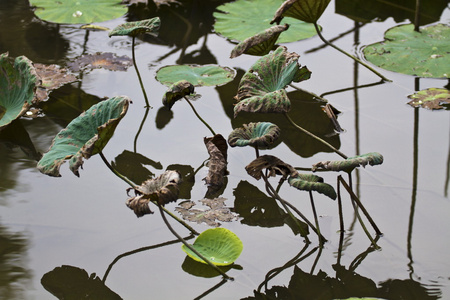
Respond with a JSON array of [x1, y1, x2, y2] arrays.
[[1, 0, 449, 299]]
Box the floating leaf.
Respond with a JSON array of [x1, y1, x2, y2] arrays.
[[214, 0, 318, 43], [109, 17, 160, 37], [181, 228, 243, 266], [30, 0, 127, 24], [407, 88, 450, 110], [234, 46, 311, 117], [363, 24, 450, 78], [245, 155, 298, 180], [228, 122, 281, 149], [203, 134, 228, 189], [126, 170, 181, 217], [230, 24, 290, 58], [37, 96, 130, 177], [156, 64, 236, 87], [312, 152, 384, 173], [34, 63, 78, 103], [67, 52, 132, 72], [271, 0, 331, 24], [162, 80, 195, 109], [0, 53, 38, 130], [288, 173, 337, 200]]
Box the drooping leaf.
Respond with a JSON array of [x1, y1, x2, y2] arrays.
[[108, 17, 160, 37], [213, 0, 318, 44], [30, 0, 127, 24], [67, 52, 133, 72], [234, 46, 311, 117], [0, 53, 38, 130], [288, 173, 337, 200], [181, 227, 243, 266], [363, 24, 450, 78], [228, 122, 281, 149], [245, 155, 298, 180], [37, 96, 130, 177], [203, 134, 228, 189], [271, 0, 331, 24], [230, 24, 290, 58], [407, 88, 450, 110], [162, 80, 195, 109], [34, 63, 78, 103], [126, 170, 181, 217], [312, 152, 384, 173], [156, 64, 236, 87]]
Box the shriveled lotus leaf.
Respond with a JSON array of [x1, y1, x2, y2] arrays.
[[0, 53, 38, 130], [34, 63, 78, 103], [109, 17, 160, 37], [407, 88, 450, 110], [230, 24, 289, 58], [162, 80, 195, 109], [245, 155, 298, 180], [312, 152, 384, 173], [181, 227, 243, 266], [67, 52, 132, 72], [363, 24, 450, 78], [126, 170, 181, 217], [37, 96, 130, 177], [228, 122, 280, 149], [203, 134, 228, 188], [288, 173, 337, 200], [30, 0, 127, 24], [156, 64, 236, 87], [234, 46, 311, 117], [271, 0, 331, 24]]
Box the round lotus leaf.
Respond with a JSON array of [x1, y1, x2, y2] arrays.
[[407, 88, 450, 110], [288, 173, 337, 200], [156, 64, 236, 87], [109, 17, 160, 37], [30, 0, 127, 24], [363, 24, 450, 78], [181, 227, 243, 266], [228, 122, 281, 148], [271, 0, 331, 24], [0, 53, 38, 130], [213, 0, 318, 44]]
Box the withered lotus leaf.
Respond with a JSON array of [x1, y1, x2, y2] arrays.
[[162, 80, 195, 109], [407, 88, 450, 110], [288, 173, 337, 200], [271, 0, 331, 24], [34, 63, 78, 102], [109, 17, 160, 37], [67, 52, 132, 72], [312, 152, 384, 173], [228, 122, 280, 148], [203, 134, 228, 188], [245, 155, 298, 180]]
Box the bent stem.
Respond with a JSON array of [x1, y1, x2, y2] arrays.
[[185, 97, 216, 136], [132, 36, 151, 108], [313, 22, 391, 82]]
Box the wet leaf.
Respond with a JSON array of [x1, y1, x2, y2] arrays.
[[228, 122, 280, 149], [271, 0, 331, 24], [312, 152, 384, 173], [363, 24, 450, 78], [234, 46, 311, 117], [288, 173, 337, 200], [37, 96, 130, 177], [203, 134, 228, 188], [0, 53, 38, 130], [230, 24, 290, 58], [30, 0, 127, 24], [34, 63, 78, 103], [156, 64, 236, 87], [181, 227, 243, 266], [67, 52, 132, 72], [245, 155, 298, 180], [126, 170, 181, 217], [407, 88, 450, 110], [162, 80, 195, 109], [214, 0, 318, 44], [109, 17, 160, 37]]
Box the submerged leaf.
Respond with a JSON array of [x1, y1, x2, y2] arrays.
[[312, 152, 384, 172], [271, 0, 331, 24], [109, 17, 160, 37], [37, 96, 130, 177], [288, 173, 337, 200], [407, 88, 450, 110], [34, 63, 78, 102], [156, 64, 236, 87], [181, 228, 243, 266], [228, 122, 280, 148], [203, 134, 228, 188], [162, 80, 195, 109], [245, 155, 298, 180], [67, 52, 132, 72]]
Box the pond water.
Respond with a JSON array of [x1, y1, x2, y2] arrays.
[[1, 0, 450, 299]]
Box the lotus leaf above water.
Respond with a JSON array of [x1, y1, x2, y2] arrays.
[[245, 155, 298, 180], [156, 64, 236, 87], [407, 88, 450, 110], [271, 0, 331, 24], [162, 80, 195, 109], [109, 17, 161, 37], [228, 122, 281, 149], [312, 152, 384, 173], [288, 173, 337, 200]]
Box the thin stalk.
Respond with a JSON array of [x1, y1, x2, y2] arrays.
[[254, 145, 260, 158], [313, 22, 391, 82], [284, 113, 348, 159], [184, 97, 215, 136], [132, 36, 151, 108], [309, 191, 323, 247]]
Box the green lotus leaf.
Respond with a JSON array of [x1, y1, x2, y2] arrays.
[[37, 96, 131, 177], [312, 152, 384, 173], [30, 0, 127, 24], [288, 173, 337, 200], [0, 53, 38, 130], [213, 0, 318, 43], [245, 155, 298, 180], [363, 24, 450, 78], [234, 46, 311, 117], [109, 17, 160, 37], [407, 88, 450, 110], [156, 64, 236, 87], [162, 80, 195, 109], [181, 227, 243, 266], [271, 0, 331, 24], [230, 24, 290, 58], [228, 122, 281, 148]]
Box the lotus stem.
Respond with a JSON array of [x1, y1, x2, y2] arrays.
[[313, 22, 391, 82], [132, 36, 151, 108], [284, 113, 348, 159], [184, 97, 216, 136], [309, 191, 324, 247]]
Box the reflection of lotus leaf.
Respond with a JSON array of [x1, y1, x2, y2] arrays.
[[156, 64, 236, 87]]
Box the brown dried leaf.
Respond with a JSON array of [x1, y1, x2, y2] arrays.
[[67, 52, 132, 72], [245, 155, 298, 180], [34, 63, 78, 103], [203, 134, 228, 187]]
